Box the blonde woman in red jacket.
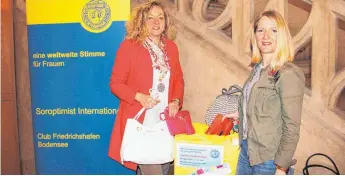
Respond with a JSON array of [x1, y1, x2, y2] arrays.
[[108, 1, 184, 175]]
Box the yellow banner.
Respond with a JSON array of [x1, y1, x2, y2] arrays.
[[27, 0, 130, 25]]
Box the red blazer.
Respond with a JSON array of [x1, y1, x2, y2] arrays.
[[108, 38, 184, 171]]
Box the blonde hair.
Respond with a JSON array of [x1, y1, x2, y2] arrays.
[[125, 0, 173, 43], [250, 10, 294, 71]]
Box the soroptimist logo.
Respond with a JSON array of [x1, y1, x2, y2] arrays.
[[210, 149, 220, 159], [81, 0, 111, 33]]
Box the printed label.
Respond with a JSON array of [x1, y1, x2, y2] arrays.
[[176, 143, 224, 167]]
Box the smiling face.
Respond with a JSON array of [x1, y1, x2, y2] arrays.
[[255, 16, 278, 55], [145, 6, 166, 40], [250, 11, 294, 69]]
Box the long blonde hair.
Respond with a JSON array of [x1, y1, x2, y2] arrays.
[[125, 0, 173, 43], [250, 10, 294, 71]]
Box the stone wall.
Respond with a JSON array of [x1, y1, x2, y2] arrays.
[[129, 0, 345, 174], [174, 23, 247, 123]]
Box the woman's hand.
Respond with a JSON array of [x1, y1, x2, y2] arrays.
[[135, 92, 160, 109], [223, 111, 239, 121], [275, 169, 286, 175], [168, 101, 179, 117]]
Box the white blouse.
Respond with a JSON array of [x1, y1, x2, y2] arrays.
[[143, 68, 170, 127]]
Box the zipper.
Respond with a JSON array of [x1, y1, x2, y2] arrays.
[[246, 65, 264, 134], [239, 65, 258, 142], [242, 67, 256, 115], [239, 68, 255, 139], [245, 65, 264, 165]]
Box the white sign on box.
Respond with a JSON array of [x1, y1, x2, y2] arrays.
[[176, 143, 224, 168]]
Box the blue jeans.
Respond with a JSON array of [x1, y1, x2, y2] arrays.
[[236, 140, 294, 175]]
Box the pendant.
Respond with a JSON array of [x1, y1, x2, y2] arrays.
[[157, 83, 165, 92]]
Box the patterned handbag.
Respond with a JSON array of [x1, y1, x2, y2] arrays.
[[205, 85, 242, 126]]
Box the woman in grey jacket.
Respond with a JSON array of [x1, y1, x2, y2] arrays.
[[233, 10, 305, 175]]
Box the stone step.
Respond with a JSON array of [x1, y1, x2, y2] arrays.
[[207, 12, 222, 20], [208, 5, 224, 13], [207, 9, 223, 16], [206, 2, 226, 20], [209, 1, 226, 8]]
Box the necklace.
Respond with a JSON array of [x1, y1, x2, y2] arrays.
[[143, 37, 170, 92]]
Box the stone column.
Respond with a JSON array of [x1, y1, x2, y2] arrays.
[[176, 0, 191, 15], [13, 0, 36, 174], [327, 0, 345, 110], [328, 11, 337, 82], [311, 0, 330, 109], [232, 0, 253, 56], [265, 0, 288, 20]]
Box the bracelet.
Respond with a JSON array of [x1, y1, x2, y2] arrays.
[[172, 98, 180, 105], [275, 165, 288, 172]]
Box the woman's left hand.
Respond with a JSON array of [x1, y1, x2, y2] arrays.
[[168, 101, 179, 117], [275, 169, 286, 175]]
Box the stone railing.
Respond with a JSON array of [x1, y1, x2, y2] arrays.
[[175, 0, 345, 118], [172, 1, 345, 173]]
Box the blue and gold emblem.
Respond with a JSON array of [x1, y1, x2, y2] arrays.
[[210, 149, 220, 158], [81, 0, 112, 33]]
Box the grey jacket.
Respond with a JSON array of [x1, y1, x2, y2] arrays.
[[238, 62, 305, 169]]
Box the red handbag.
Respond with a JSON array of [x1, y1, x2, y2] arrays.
[[160, 108, 195, 135], [205, 114, 234, 136]]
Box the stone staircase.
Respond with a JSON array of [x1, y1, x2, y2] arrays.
[[206, 0, 232, 37], [206, 0, 312, 86], [206, 0, 226, 20], [130, 0, 345, 174]]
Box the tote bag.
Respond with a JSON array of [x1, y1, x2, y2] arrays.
[[205, 85, 242, 126], [120, 108, 174, 164]]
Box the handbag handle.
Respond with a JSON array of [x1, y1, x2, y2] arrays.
[[134, 108, 146, 120], [133, 88, 157, 121], [222, 84, 242, 95], [160, 112, 166, 121], [159, 107, 169, 121], [302, 153, 340, 175], [159, 109, 186, 121]]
